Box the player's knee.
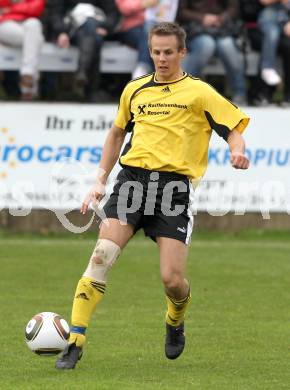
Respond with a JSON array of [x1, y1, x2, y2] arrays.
[[83, 239, 121, 283], [23, 18, 42, 32], [162, 272, 183, 292]]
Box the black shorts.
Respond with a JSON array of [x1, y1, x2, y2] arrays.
[[103, 166, 194, 244]]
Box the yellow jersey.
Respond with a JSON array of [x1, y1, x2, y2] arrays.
[[115, 72, 250, 180]]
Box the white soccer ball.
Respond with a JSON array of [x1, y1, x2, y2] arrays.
[[25, 312, 70, 356]]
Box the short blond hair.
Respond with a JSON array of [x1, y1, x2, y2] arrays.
[[148, 22, 187, 51]]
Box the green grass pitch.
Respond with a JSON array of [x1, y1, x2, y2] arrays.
[[1, 230, 290, 390]]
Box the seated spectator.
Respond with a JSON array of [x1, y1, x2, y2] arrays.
[[240, 0, 290, 105], [49, 0, 120, 102], [281, 15, 290, 104], [144, 0, 179, 34], [258, 0, 290, 86], [177, 0, 247, 105], [115, 0, 156, 79], [0, 0, 45, 100]]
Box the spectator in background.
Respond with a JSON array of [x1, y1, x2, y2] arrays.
[[280, 10, 290, 104], [177, 0, 247, 105], [114, 0, 156, 79], [144, 0, 179, 34], [0, 0, 45, 100], [239, 0, 268, 105], [240, 0, 290, 105], [49, 1, 120, 102], [258, 0, 290, 86]]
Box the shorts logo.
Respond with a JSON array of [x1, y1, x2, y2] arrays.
[[177, 226, 187, 233], [138, 105, 146, 114]]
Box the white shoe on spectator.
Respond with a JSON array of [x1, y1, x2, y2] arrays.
[[261, 68, 281, 86], [20, 74, 38, 101], [132, 63, 151, 79]]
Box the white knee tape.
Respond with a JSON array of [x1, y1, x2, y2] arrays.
[[83, 239, 121, 283]]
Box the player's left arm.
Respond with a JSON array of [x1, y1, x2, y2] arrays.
[[200, 81, 250, 170], [227, 128, 249, 170]]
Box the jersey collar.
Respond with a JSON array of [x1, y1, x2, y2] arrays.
[[153, 72, 188, 85]]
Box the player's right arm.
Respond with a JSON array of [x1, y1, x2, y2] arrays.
[[98, 124, 127, 184], [81, 124, 126, 214], [81, 80, 135, 214]]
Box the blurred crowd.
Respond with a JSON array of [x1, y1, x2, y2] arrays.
[[0, 0, 290, 106]]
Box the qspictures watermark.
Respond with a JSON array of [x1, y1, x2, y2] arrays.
[[1, 160, 290, 233]]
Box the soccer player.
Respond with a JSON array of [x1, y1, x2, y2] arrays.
[[56, 22, 250, 369]]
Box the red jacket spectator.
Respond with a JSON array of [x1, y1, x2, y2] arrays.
[[116, 0, 146, 32], [0, 0, 45, 23]]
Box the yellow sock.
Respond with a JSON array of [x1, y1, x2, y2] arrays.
[[165, 290, 191, 327], [69, 332, 86, 347], [69, 276, 106, 346]]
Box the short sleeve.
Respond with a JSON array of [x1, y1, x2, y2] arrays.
[[201, 82, 250, 140]]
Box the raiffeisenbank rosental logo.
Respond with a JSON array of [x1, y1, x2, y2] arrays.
[[0, 126, 17, 180]]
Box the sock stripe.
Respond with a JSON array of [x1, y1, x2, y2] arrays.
[[70, 326, 87, 335], [167, 314, 178, 324], [90, 281, 106, 294], [167, 293, 190, 306]]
